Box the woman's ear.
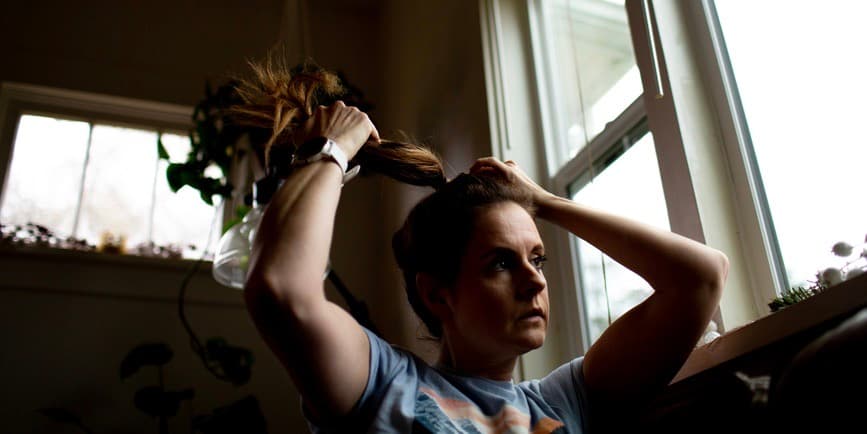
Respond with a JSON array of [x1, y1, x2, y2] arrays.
[[416, 272, 452, 321]]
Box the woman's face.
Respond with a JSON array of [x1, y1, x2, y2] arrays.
[[444, 201, 549, 359]]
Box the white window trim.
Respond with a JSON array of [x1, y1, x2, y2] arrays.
[[0, 83, 240, 305], [549, 97, 646, 198], [627, 0, 776, 327], [682, 0, 786, 304], [0, 82, 217, 259], [480, 0, 796, 375], [0, 82, 193, 203], [482, 0, 866, 383]]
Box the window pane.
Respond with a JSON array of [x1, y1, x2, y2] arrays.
[[0, 115, 89, 235], [715, 1, 867, 288], [77, 125, 157, 248], [569, 132, 669, 343], [541, 0, 642, 164], [152, 133, 219, 259]]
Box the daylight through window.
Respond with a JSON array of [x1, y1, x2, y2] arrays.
[[0, 114, 219, 259]]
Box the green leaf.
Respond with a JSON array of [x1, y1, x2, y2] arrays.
[[166, 163, 198, 193], [222, 205, 251, 234], [200, 189, 214, 206], [166, 163, 185, 192], [157, 137, 170, 160], [120, 343, 173, 380], [205, 337, 254, 386]]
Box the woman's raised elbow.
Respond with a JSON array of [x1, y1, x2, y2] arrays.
[[703, 249, 730, 298], [243, 267, 322, 321]]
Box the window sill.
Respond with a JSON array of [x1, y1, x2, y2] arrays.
[[0, 244, 242, 306], [0, 243, 209, 270], [673, 271, 867, 383]]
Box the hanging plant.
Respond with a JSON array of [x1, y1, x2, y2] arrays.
[[161, 65, 374, 206], [161, 81, 259, 206]]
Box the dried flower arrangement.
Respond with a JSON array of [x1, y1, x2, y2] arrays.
[[768, 235, 867, 312]]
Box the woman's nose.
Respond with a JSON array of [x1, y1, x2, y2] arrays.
[[517, 262, 546, 299]]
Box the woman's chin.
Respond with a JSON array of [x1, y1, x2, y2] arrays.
[[515, 328, 546, 352]]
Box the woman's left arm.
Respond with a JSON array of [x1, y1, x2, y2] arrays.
[[539, 194, 727, 403], [471, 158, 729, 404]]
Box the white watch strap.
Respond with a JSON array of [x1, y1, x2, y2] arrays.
[[292, 138, 360, 184], [320, 139, 349, 174]]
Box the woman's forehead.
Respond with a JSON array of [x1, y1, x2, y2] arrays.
[[468, 202, 542, 251]]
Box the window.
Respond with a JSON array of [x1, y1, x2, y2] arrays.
[[533, 0, 663, 346], [484, 0, 867, 358], [713, 0, 867, 289], [0, 83, 219, 259], [537, 0, 642, 170], [568, 122, 670, 343]]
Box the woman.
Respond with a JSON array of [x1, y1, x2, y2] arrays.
[[238, 62, 728, 433]]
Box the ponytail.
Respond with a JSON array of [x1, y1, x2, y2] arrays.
[[230, 57, 447, 189]]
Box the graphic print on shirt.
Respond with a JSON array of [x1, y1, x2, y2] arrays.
[[412, 386, 565, 434]]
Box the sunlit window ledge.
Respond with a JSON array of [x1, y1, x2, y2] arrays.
[[0, 244, 242, 306], [673, 272, 867, 383]]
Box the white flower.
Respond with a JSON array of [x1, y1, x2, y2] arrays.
[[831, 241, 854, 257], [846, 267, 865, 281], [820, 267, 844, 286]]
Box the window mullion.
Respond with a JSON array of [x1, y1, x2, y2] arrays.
[[71, 122, 94, 237], [148, 133, 161, 244], [552, 96, 645, 196], [626, 0, 773, 329]]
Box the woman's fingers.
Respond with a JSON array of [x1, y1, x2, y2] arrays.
[[470, 157, 511, 175], [470, 156, 552, 205], [367, 117, 381, 144], [298, 101, 380, 158]]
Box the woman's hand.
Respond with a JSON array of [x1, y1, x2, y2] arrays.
[[297, 101, 380, 159], [469, 157, 556, 207]]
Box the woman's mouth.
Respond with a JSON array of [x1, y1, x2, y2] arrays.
[[518, 308, 546, 322]]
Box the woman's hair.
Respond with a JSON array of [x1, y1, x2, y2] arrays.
[[230, 57, 447, 188], [392, 175, 534, 338], [231, 57, 534, 339]]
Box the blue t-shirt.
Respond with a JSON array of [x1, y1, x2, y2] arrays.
[[306, 327, 591, 433]]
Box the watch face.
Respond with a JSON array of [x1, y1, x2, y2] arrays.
[[296, 136, 328, 159]]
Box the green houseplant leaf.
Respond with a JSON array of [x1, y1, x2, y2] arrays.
[[157, 137, 170, 160], [120, 343, 173, 380], [205, 337, 254, 386]]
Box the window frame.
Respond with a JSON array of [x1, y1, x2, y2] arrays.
[[480, 0, 796, 377], [678, 0, 788, 296], [626, 0, 779, 325], [0, 82, 218, 260]]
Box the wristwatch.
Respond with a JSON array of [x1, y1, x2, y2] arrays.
[[292, 137, 361, 184]]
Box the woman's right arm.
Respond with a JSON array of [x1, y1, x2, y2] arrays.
[[243, 102, 378, 419]]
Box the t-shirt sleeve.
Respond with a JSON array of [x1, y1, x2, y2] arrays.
[[537, 357, 591, 432], [304, 327, 410, 432], [355, 327, 411, 412]]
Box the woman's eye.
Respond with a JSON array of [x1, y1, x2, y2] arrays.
[[531, 255, 548, 271], [492, 259, 510, 271]]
